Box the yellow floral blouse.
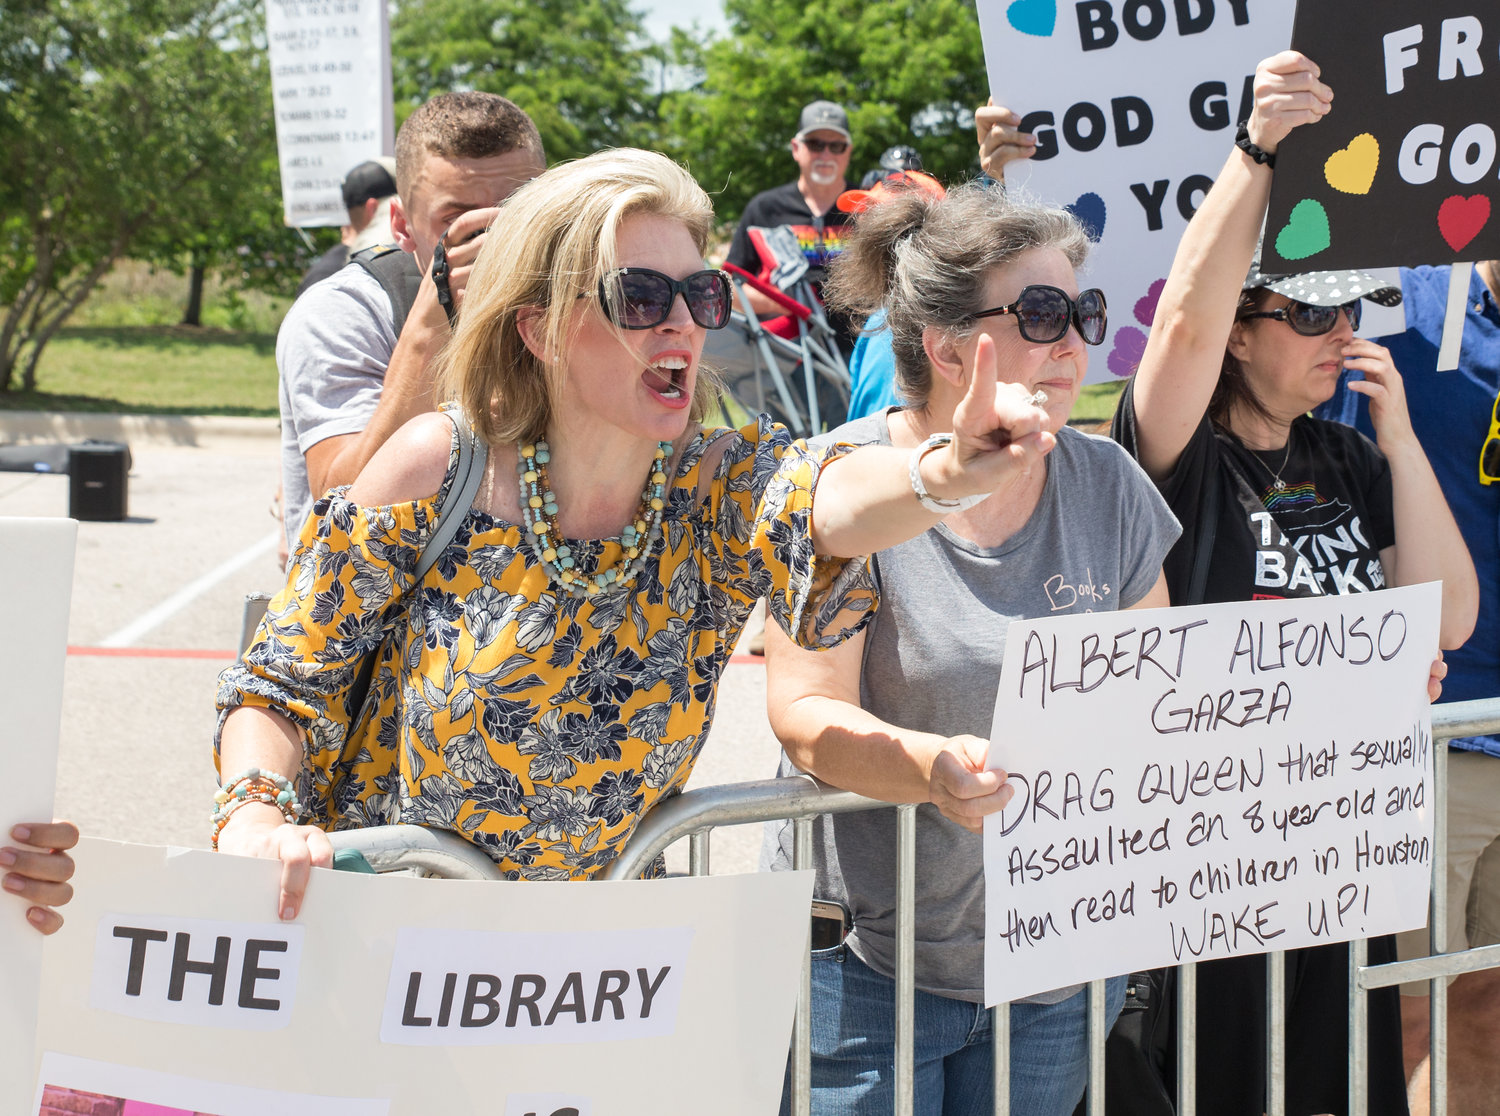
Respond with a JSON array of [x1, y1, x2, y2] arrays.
[[217, 417, 877, 880]]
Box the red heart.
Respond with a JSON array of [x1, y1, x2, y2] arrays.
[[1438, 194, 1491, 253]]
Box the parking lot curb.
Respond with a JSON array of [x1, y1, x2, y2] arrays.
[[0, 411, 278, 447]]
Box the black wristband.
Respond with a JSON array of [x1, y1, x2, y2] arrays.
[[1235, 121, 1276, 168]]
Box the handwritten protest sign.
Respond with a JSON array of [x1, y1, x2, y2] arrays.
[[1264, 0, 1500, 272], [266, 0, 394, 227], [1, 519, 76, 1116], [23, 840, 812, 1116], [983, 583, 1439, 1006], [975, 0, 1294, 382]]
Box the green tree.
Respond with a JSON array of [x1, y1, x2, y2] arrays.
[[661, 0, 988, 226], [390, 0, 662, 163], [129, 3, 311, 327], [0, 0, 286, 390]]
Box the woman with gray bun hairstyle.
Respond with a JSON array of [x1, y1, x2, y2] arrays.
[[763, 181, 1181, 1115]]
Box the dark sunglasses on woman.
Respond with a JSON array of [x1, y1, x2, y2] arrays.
[[1242, 298, 1362, 336], [970, 285, 1108, 346], [596, 267, 733, 330]]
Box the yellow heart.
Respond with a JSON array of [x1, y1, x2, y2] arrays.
[[1324, 133, 1379, 195]]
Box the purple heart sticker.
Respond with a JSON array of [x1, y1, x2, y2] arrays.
[[1133, 278, 1166, 327], [1107, 326, 1147, 379]]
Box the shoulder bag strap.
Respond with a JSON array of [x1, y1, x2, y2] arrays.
[[414, 406, 488, 582], [343, 408, 487, 723]]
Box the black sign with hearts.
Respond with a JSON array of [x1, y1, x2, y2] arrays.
[[1264, 0, 1500, 271]]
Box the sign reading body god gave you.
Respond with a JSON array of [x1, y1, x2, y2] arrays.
[[976, 0, 1294, 382], [1264, 0, 1500, 271]]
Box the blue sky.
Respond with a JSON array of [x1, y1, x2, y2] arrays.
[[638, 0, 728, 41]]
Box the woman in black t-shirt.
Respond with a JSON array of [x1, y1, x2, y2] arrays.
[[1111, 51, 1478, 1116]]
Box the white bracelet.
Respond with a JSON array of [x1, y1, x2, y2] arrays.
[[908, 434, 987, 514]]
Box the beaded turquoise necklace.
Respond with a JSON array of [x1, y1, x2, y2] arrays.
[[517, 438, 672, 598]]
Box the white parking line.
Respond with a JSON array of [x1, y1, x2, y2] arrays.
[[98, 530, 280, 648]]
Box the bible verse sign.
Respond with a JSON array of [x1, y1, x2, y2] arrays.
[[983, 583, 1439, 1005], [976, 0, 1294, 382], [1264, 0, 1500, 271], [266, 0, 394, 227], [22, 841, 812, 1116]]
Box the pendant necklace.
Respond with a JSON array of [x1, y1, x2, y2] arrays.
[[517, 439, 671, 599], [1258, 426, 1295, 493]]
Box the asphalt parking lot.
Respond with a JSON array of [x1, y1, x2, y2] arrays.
[[0, 413, 782, 875]]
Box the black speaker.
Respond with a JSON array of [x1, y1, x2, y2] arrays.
[[68, 442, 130, 521]]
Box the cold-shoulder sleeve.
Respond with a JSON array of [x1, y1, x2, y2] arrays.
[[702, 415, 877, 649], [214, 487, 441, 778]]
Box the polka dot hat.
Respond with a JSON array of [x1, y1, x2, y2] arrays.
[[1242, 249, 1402, 308]]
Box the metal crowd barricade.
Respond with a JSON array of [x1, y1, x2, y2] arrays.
[[603, 696, 1500, 1116]]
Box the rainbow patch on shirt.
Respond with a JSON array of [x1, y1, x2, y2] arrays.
[[1261, 482, 1322, 511], [788, 224, 847, 265]]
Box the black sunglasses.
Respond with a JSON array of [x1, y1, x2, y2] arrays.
[[799, 137, 849, 155], [596, 268, 732, 330], [971, 285, 1108, 346], [1242, 299, 1362, 336]]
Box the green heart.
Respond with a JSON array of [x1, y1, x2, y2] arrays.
[[1274, 198, 1331, 261]]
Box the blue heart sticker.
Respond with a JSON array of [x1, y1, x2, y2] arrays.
[[1006, 0, 1056, 37], [1066, 192, 1106, 243]]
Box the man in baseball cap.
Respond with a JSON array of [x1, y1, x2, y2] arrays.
[[340, 157, 397, 212], [294, 157, 401, 298], [724, 99, 856, 334]]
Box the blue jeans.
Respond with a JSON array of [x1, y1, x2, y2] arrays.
[[781, 946, 1125, 1116]]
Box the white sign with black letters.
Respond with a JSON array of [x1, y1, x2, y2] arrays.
[[90, 914, 303, 1029], [0, 518, 76, 1116], [381, 926, 691, 1045], [983, 583, 1440, 1005], [23, 840, 810, 1115], [975, 0, 1299, 382], [266, 0, 394, 227]]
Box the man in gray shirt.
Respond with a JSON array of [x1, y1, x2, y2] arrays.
[[277, 92, 546, 552]]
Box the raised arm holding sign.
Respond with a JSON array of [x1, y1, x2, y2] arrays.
[[1263, 2, 1500, 273], [1102, 51, 1478, 1115]]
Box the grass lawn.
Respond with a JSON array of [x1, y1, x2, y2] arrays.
[[0, 252, 1131, 421], [2, 324, 1130, 423], [1, 326, 279, 416], [1070, 379, 1126, 427]]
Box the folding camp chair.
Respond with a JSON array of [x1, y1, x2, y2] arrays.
[[704, 264, 850, 438]]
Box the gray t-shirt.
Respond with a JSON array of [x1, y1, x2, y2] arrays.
[[766, 410, 1182, 1002], [276, 262, 401, 553]]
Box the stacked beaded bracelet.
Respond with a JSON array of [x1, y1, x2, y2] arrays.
[[211, 768, 304, 850]]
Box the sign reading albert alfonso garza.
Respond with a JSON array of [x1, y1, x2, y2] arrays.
[[982, 583, 1440, 1006]]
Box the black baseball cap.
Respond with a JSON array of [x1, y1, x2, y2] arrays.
[[341, 158, 398, 209], [796, 101, 851, 141]]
